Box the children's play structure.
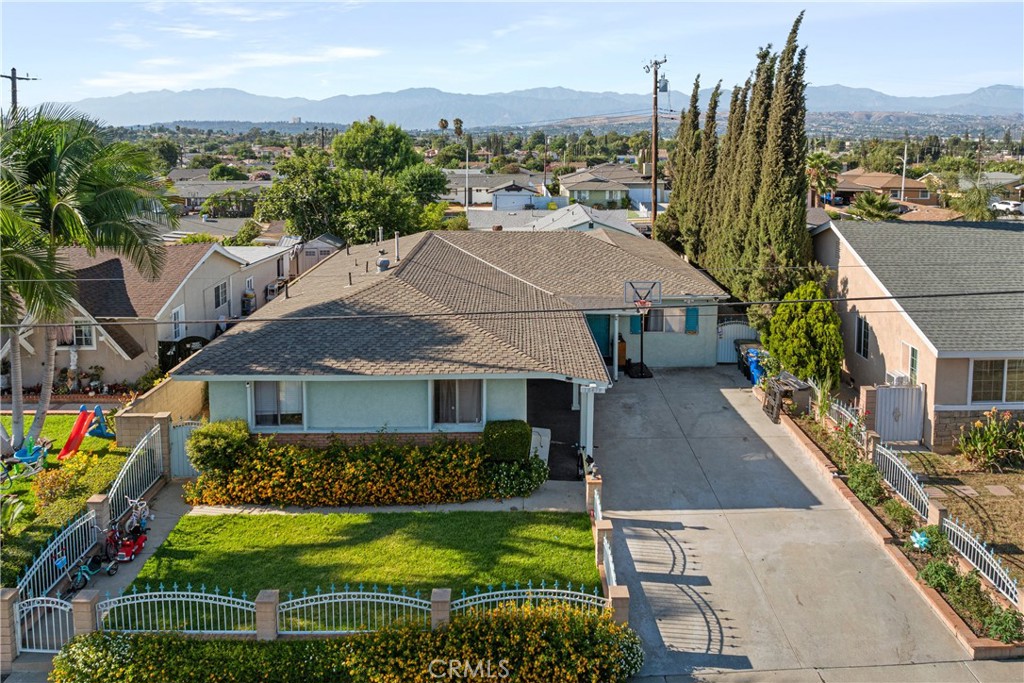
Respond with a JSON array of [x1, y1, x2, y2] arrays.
[[57, 405, 115, 460]]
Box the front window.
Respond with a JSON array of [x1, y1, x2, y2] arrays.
[[254, 381, 303, 426], [214, 281, 228, 309], [434, 379, 482, 424], [644, 309, 664, 332], [909, 346, 919, 385], [972, 360, 1024, 404], [58, 319, 94, 348], [171, 306, 185, 341], [920, 190, 930, 199]]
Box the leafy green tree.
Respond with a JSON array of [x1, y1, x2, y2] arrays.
[[221, 219, 264, 246], [397, 163, 449, 205], [188, 153, 221, 169], [255, 149, 347, 242], [200, 188, 258, 217], [335, 169, 420, 244], [806, 151, 839, 207], [0, 106, 172, 453], [227, 141, 253, 159], [332, 117, 420, 176], [660, 75, 702, 252], [208, 163, 249, 181], [864, 144, 900, 174], [849, 191, 899, 221], [417, 202, 448, 231], [139, 138, 180, 172], [764, 281, 842, 382], [703, 78, 749, 280], [434, 143, 467, 169], [442, 214, 469, 231], [179, 232, 219, 244], [452, 118, 464, 138], [438, 118, 448, 144]]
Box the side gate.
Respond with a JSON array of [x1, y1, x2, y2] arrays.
[[717, 320, 759, 364], [875, 385, 925, 443], [169, 420, 202, 478], [16, 597, 74, 654]]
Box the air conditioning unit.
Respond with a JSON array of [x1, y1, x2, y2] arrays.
[[885, 370, 911, 386]]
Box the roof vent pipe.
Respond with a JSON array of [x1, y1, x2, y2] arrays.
[[394, 231, 400, 261], [377, 226, 383, 244], [492, 225, 503, 231]]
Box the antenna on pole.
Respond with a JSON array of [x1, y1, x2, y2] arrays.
[[1, 68, 40, 113]]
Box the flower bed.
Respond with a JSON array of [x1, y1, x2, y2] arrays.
[[51, 603, 644, 683]]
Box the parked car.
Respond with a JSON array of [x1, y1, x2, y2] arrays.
[[989, 200, 1023, 213]]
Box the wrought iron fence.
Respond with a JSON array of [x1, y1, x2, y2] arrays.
[[602, 536, 617, 587], [108, 425, 162, 523], [16, 510, 97, 601], [828, 399, 866, 448], [278, 585, 431, 634], [96, 585, 256, 634], [873, 444, 929, 519], [450, 581, 607, 615], [941, 518, 1020, 606], [15, 596, 74, 654]]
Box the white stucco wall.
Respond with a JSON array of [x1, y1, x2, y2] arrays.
[[208, 381, 248, 423], [619, 304, 719, 368], [306, 380, 429, 431], [485, 379, 527, 421]]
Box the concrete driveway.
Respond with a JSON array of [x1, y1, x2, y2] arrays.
[[596, 366, 969, 680]]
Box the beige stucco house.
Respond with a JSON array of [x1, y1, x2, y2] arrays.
[[813, 220, 1024, 451]]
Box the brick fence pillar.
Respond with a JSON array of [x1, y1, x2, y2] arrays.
[[87, 494, 111, 533], [255, 589, 278, 641], [594, 519, 613, 568], [864, 430, 880, 463], [72, 590, 99, 636], [608, 585, 630, 625], [927, 499, 948, 527], [0, 588, 18, 675], [431, 588, 451, 630], [585, 475, 602, 515]]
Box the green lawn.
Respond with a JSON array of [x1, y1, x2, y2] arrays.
[[134, 512, 600, 596]]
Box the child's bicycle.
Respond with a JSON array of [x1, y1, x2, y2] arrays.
[[123, 496, 153, 534]]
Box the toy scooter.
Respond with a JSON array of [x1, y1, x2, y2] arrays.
[[69, 552, 118, 592]]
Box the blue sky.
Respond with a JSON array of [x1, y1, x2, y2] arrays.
[[2, 1, 1021, 108]]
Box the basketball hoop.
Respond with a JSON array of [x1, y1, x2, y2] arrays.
[[634, 299, 652, 315]]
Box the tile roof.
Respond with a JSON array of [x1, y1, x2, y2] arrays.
[[831, 221, 1024, 354], [174, 230, 725, 381]]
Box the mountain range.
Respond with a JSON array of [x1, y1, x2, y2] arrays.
[[58, 84, 1023, 128]]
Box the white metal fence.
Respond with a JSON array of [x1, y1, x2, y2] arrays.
[[16, 509, 97, 601], [941, 517, 1020, 606], [602, 536, 618, 587], [16, 597, 75, 653], [450, 582, 607, 615], [828, 399, 866, 448], [108, 425, 162, 522], [96, 586, 256, 634], [873, 444, 929, 519], [592, 489, 603, 522], [278, 586, 431, 634]]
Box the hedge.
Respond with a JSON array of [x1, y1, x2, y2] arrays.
[[183, 432, 549, 507], [481, 420, 533, 462], [51, 603, 644, 683]]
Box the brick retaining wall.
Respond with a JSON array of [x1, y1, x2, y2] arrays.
[[932, 408, 1024, 453], [269, 432, 482, 448]]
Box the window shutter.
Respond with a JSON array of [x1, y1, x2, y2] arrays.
[[685, 307, 699, 334], [629, 315, 642, 335]]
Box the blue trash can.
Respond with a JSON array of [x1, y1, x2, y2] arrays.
[[748, 349, 763, 386]]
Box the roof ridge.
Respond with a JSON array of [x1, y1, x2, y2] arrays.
[[433, 233, 556, 296]]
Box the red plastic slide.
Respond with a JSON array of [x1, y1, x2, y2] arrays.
[[58, 405, 91, 460]]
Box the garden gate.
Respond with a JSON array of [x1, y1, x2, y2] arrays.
[[716, 320, 759, 364], [874, 385, 924, 443], [169, 420, 202, 478]]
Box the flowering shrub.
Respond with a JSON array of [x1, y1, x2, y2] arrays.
[[486, 456, 549, 499], [956, 408, 1024, 471], [32, 468, 77, 512], [51, 604, 644, 683], [828, 416, 865, 472]]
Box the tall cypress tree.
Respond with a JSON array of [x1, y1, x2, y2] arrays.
[[687, 81, 721, 264], [704, 79, 749, 284], [660, 76, 702, 253], [749, 13, 810, 325]]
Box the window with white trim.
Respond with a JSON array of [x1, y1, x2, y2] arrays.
[[971, 359, 1024, 404], [253, 381, 304, 426], [908, 346, 919, 384], [889, 189, 900, 198], [244, 277, 254, 292], [434, 379, 483, 424], [919, 190, 930, 199], [855, 315, 870, 359], [644, 309, 665, 332], [57, 319, 95, 349], [171, 306, 185, 341], [213, 281, 228, 309]]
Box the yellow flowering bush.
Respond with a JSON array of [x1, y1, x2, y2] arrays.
[[956, 408, 1024, 471]]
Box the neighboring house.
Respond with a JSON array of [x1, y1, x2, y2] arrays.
[[169, 180, 273, 214], [277, 234, 345, 277], [172, 230, 725, 455], [916, 171, 1023, 194], [812, 220, 1024, 451], [440, 170, 547, 206], [1, 244, 270, 387], [806, 206, 831, 231], [222, 246, 294, 311], [558, 163, 667, 208], [834, 169, 936, 206], [467, 205, 643, 237], [488, 182, 542, 211]]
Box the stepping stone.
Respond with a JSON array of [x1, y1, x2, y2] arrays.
[[986, 485, 1013, 497], [1019, 485, 1024, 493], [951, 485, 979, 497], [924, 486, 947, 498]]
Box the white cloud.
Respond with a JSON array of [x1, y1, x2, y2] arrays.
[[140, 57, 181, 66], [100, 33, 152, 50], [492, 16, 559, 39], [192, 3, 291, 22], [159, 26, 225, 39]]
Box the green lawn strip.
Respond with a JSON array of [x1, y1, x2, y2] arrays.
[[1, 414, 127, 587], [133, 511, 600, 597]]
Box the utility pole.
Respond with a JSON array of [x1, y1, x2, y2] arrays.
[[900, 137, 908, 201], [1, 68, 39, 113], [644, 57, 667, 228]]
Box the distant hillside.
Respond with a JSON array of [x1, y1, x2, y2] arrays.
[[59, 84, 1023, 128]]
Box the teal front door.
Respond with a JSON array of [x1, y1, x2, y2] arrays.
[[586, 315, 611, 356]]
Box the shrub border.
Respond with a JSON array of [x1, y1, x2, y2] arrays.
[[757, 386, 1024, 660]]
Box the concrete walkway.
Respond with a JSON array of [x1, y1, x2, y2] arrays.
[[595, 366, 976, 681], [187, 479, 584, 516]]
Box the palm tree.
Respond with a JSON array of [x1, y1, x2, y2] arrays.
[[452, 118, 463, 139], [950, 185, 995, 221], [849, 191, 900, 221], [438, 118, 448, 146], [806, 151, 839, 208], [1, 106, 175, 453]]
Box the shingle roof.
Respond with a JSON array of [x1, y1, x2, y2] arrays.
[[174, 230, 725, 381], [832, 221, 1024, 354], [529, 205, 640, 236]]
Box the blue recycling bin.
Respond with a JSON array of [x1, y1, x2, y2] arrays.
[[748, 348, 764, 386]]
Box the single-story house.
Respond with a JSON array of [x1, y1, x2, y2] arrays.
[[277, 234, 345, 277], [812, 220, 1024, 451], [558, 163, 667, 208], [834, 169, 936, 206], [440, 171, 546, 206], [1, 243, 294, 387], [488, 182, 542, 211], [468, 205, 642, 237], [172, 230, 726, 457]]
